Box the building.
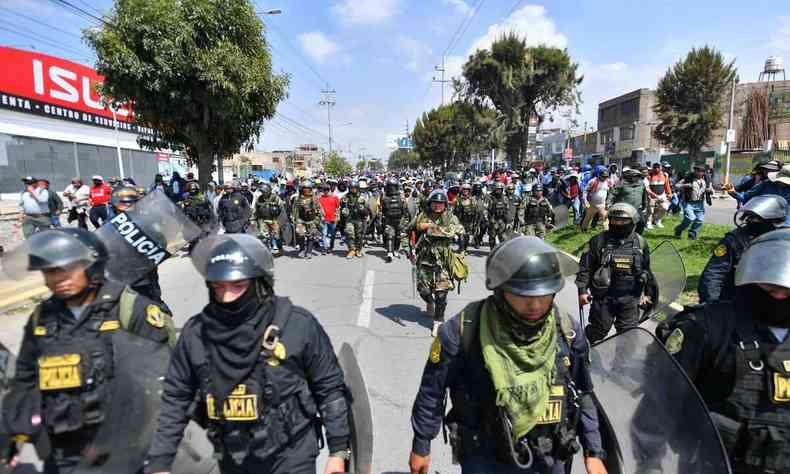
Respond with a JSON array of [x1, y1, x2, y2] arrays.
[[225, 144, 324, 180], [597, 88, 663, 169], [0, 46, 187, 196]]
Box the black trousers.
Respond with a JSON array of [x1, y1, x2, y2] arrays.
[[585, 294, 639, 343], [218, 429, 319, 474]]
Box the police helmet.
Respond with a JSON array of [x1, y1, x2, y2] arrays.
[[385, 177, 399, 193], [302, 180, 314, 189], [735, 228, 790, 289], [608, 202, 639, 221], [428, 189, 449, 205], [260, 183, 272, 195], [486, 236, 578, 296], [111, 185, 141, 207], [598, 169, 610, 177], [359, 180, 369, 190], [493, 182, 505, 192], [197, 234, 274, 285], [532, 184, 544, 193], [461, 183, 472, 191], [734, 195, 788, 227], [757, 160, 782, 173], [185, 181, 200, 194], [26, 229, 108, 280]]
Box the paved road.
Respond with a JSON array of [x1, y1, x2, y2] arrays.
[[704, 197, 737, 226], [0, 241, 584, 473]]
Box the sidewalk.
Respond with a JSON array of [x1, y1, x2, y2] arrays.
[[0, 274, 49, 311]]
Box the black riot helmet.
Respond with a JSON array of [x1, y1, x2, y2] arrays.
[[486, 236, 578, 296], [608, 203, 638, 238], [532, 183, 543, 195], [111, 185, 141, 208], [428, 189, 449, 204], [385, 177, 400, 195], [734, 194, 788, 236], [260, 183, 272, 197], [193, 234, 275, 287], [26, 228, 109, 282]]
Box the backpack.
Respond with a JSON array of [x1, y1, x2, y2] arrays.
[[48, 191, 64, 214]]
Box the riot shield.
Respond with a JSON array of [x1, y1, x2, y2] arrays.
[[642, 240, 686, 323], [279, 210, 295, 247], [552, 204, 570, 230], [95, 190, 200, 284], [589, 328, 731, 474], [337, 343, 373, 474], [74, 330, 170, 473]]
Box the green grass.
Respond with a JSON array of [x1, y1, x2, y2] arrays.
[[545, 214, 733, 305]]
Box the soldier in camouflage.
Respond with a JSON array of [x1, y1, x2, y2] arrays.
[[381, 177, 409, 262], [453, 183, 480, 253], [487, 182, 510, 249], [505, 183, 521, 232], [518, 184, 555, 239], [341, 182, 370, 259], [408, 190, 465, 337], [254, 183, 284, 254], [293, 181, 322, 259]]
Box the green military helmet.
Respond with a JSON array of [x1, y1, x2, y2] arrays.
[[485, 236, 578, 296], [428, 189, 449, 204], [493, 181, 505, 194]]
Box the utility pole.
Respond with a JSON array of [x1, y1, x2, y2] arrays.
[[319, 86, 336, 153], [725, 78, 737, 186], [433, 57, 450, 105]]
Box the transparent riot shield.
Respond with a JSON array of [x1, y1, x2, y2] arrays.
[[0, 342, 14, 474], [72, 330, 170, 473], [95, 190, 200, 284], [589, 328, 731, 474], [279, 210, 295, 247], [338, 343, 373, 474], [642, 241, 686, 323], [553, 204, 570, 230]]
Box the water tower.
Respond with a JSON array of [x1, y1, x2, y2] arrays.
[[759, 56, 786, 82]]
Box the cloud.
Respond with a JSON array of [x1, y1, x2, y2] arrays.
[[769, 16, 790, 52], [397, 36, 432, 72], [442, 0, 472, 16], [467, 4, 567, 54], [332, 0, 400, 26], [298, 31, 340, 64]]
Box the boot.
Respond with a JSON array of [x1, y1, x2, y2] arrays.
[[305, 239, 313, 259], [426, 301, 435, 317], [385, 251, 393, 263], [347, 249, 356, 260], [298, 239, 307, 258]]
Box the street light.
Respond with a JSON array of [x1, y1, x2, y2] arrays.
[[258, 9, 282, 15]]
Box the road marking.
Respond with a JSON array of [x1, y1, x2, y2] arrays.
[[357, 270, 375, 327]]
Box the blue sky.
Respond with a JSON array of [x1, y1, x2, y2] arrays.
[[2, 0, 789, 163]]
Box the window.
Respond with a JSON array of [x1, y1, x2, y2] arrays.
[[620, 98, 639, 122], [599, 105, 617, 125], [600, 129, 614, 144], [620, 125, 634, 141]]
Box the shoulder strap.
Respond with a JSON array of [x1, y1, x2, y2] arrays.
[[118, 287, 137, 330], [459, 300, 486, 356], [555, 308, 576, 345]]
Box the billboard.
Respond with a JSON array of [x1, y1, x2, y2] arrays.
[[385, 134, 414, 150], [0, 46, 153, 137]]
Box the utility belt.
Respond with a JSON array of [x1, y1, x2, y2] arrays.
[[711, 412, 790, 474]]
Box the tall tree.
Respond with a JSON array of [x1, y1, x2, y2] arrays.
[[387, 148, 419, 170], [461, 34, 581, 168], [653, 46, 737, 163], [412, 102, 496, 170], [323, 151, 352, 177], [412, 104, 455, 169], [86, 0, 289, 188]]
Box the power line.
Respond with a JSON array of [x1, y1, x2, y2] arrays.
[[0, 25, 93, 61], [0, 7, 84, 41], [71, 0, 103, 16], [504, 0, 527, 19], [47, 0, 106, 25], [275, 112, 329, 140], [443, 0, 485, 57]]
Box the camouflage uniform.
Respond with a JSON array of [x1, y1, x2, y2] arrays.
[[519, 194, 555, 239], [453, 191, 480, 252], [341, 190, 370, 257], [380, 187, 409, 259], [293, 192, 322, 258], [487, 189, 510, 248], [254, 191, 283, 248]]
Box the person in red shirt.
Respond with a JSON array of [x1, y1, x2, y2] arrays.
[[318, 184, 341, 254], [88, 175, 112, 229]]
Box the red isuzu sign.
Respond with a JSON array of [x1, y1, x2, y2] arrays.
[[0, 46, 153, 136]]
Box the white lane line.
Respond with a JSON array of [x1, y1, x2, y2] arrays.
[[357, 270, 375, 327]]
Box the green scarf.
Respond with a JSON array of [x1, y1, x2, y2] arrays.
[[479, 297, 557, 441]]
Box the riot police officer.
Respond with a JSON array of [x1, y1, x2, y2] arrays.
[[453, 183, 480, 253], [381, 177, 409, 262], [110, 185, 169, 309], [145, 234, 351, 474], [182, 181, 215, 231], [293, 181, 322, 259], [2, 228, 175, 472], [254, 183, 284, 255], [341, 182, 370, 259], [576, 203, 652, 343], [654, 228, 790, 473], [698, 194, 788, 303], [519, 184, 555, 240], [487, 182, 509, 249], [217, 182, 252, 234], [409, 236, 607, 474], [606, 167, 648, 234]]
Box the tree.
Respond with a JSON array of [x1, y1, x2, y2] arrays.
[[387, 148, 419, 170], [653, 46, 737, 163], [356, 160, 366, 173], [412, 104, 455, 169], [86, 0, 289, 188], [367, 159, 384, 173], [323, 151, 352, 177], [461, 34, 582, 168]]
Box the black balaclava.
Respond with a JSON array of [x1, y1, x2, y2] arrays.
[[737, 284, 790, 329], [608, 218, 635, 239]]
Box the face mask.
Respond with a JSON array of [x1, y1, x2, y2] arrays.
[[737, 285, 790, 329], [609, 222, 634, 239]]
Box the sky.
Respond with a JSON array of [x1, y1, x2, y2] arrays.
[[2, 0, 790, 164]]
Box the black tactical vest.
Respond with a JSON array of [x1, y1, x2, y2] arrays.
[[455, 198, 477, 224], [591, 234, 644, 296], [197, 298, 318, 465], [33, 285, 128, 435], [382, 195, 403, 221], [447, 302, 581, 469], [296, 197, 318, 222], [524, 198, 549, 224], [705, 307, 790, 473], [490, 196, 508, 220], [346, 196, 367, 221], [256, 197, 281, 220]]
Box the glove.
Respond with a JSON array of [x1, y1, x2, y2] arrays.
[[723, 182, 734, 192]]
